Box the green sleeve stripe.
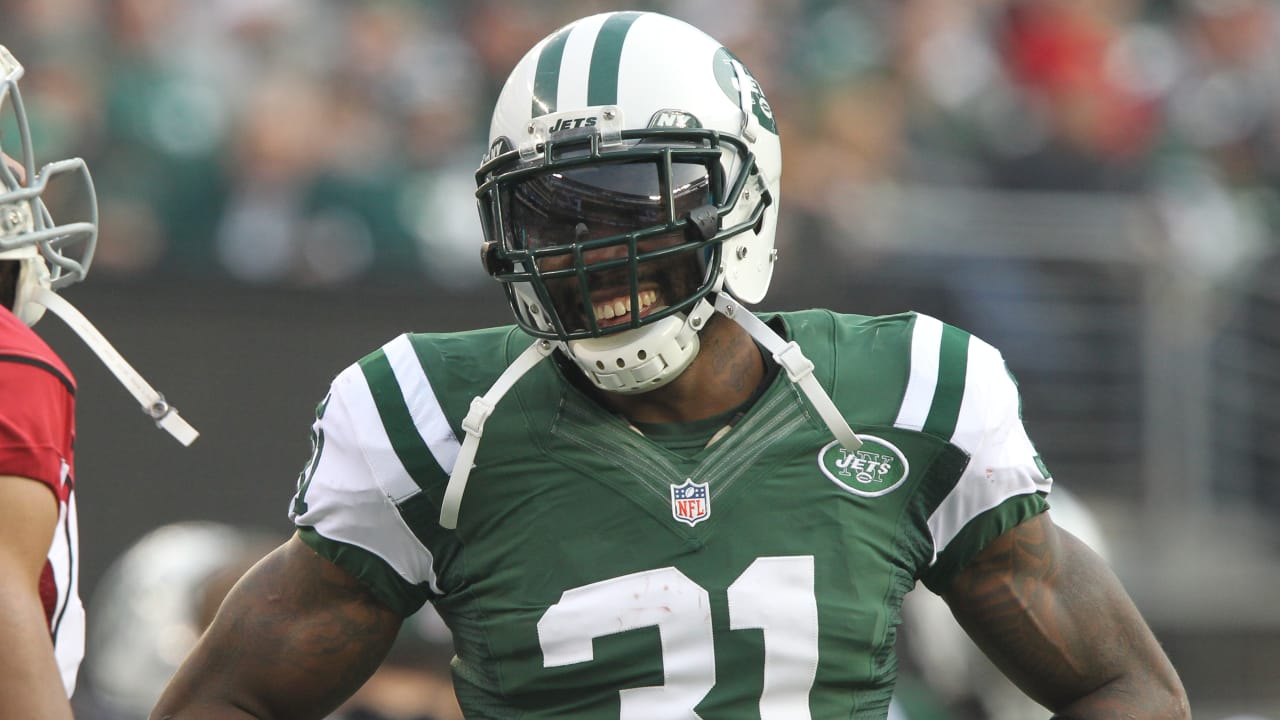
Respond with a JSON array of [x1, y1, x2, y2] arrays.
[[920, 493, 1049, 594], [532, 26, 572, 117], [296, 527, 430, 617], [587, 12, 643, 107], [358, 350, 441, 491], [922, 325, 969, 440]]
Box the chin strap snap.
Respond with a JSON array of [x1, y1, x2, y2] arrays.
[[31, 287, 198, 446], [440, 338, 556, 529], [713, 293, 860, 452]]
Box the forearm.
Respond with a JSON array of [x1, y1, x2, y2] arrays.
[[1043, 665, 1190, 718], [151, 642, 279, 720], [0, 587, 75, 720], [151, 692, 261, 720], [1049, 671, 1188, 719]]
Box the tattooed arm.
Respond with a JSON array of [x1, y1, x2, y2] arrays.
[[943, 512, 1189, 719], [151, 533, 403, 720]]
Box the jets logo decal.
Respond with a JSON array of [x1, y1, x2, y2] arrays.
[[548, 115, 598, 133], [648, 109, 702, 129], [818, 434, 910, 498], [711, 48, 777, 134], [481, 137, 512, 165]]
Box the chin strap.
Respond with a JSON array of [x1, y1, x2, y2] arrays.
[[440, 338, 556, 529], [31, 287, 199, 446], [438, 296, 859, 529], [712, 293, 861, 452]]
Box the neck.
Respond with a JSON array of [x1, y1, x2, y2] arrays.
[[591, 313, 765, 425]]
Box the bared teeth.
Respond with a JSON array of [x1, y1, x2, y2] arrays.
[[593, 290, 658, 322]]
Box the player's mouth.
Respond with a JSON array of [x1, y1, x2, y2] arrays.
[[591, 289, 661, 328]]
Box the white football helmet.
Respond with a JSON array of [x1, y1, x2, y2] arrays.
[[440, 12, 858, 530], [475, 11, 781, 393], [0, 45, 97, 326]]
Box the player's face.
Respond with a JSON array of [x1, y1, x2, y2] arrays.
[[537, 227, 703, 333], [502, 158, 713, 335]]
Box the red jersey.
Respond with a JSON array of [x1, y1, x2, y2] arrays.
[[0, 304, 83, 696]]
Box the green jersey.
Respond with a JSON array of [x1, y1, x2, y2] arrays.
[[290, 310, 1051, 719]]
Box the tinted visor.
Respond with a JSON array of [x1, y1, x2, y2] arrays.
[[501, 160, 714, 251]]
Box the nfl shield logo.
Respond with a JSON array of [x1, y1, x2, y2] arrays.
[[670, 479, 710, 527]]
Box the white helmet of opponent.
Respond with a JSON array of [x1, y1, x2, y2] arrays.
[[0, 45, 97, 327], [475, 11, 781, 393], [0, 45, 197, 445]]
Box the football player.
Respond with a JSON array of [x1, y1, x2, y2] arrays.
[[153, 12, 1187, 719], [0, 45, 196, 718]]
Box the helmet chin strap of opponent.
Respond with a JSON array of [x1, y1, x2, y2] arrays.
[[711, 293, 861, 453], [29, 286, 199, 446]]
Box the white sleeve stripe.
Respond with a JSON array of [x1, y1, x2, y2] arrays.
[[894, 314, 943, 430], [303, 367, 442, 593], [949, 336, 1001, 454], [339, 365, 422, 503], [926, 337, 1050, 563], [926, 471, 1039, 565], [304, 490, 443, 595], [385, 334, 461, 477], [52, 491, 83, 696]]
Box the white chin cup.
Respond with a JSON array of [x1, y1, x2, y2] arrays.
[[567, 299, 715, 394]]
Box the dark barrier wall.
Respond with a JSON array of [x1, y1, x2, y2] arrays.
[[54, 266, 934, 602], [50, 279, 514, 600]]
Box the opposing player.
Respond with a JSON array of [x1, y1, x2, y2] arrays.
[[0, 45, 196, 717], [153, 12, 1187, 719]]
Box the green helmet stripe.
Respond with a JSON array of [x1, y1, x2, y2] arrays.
[[587, 11, 642, 107], [532, 26, 572, 118], [358, 350, 442, 489], [922, 325, 970, 439]]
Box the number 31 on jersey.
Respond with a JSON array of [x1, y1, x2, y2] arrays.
[[537, 555, 818, 719]]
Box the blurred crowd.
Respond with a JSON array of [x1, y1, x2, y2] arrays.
[[3, 0, 1280, 290], [7, 2, 1278, 716]]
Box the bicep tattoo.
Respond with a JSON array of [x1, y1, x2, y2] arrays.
[[943, 513, 1186, 716]]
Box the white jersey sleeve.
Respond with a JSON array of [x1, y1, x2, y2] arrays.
[[288, 361, 443, 605], [926, 331, 1052, 564], [893, 313, 1052, 590]]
